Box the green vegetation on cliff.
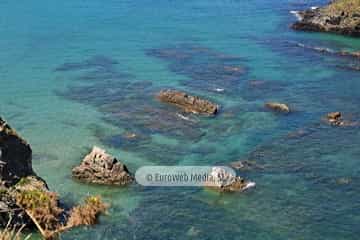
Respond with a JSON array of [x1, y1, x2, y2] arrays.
[[326, 0, 360, 15], [323, 0, 360, 30], [292, 0, 360, 36]]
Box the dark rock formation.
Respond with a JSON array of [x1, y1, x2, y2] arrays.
[[265, 102, 290, 113], [292, 1, 360, 37], [54, 55, 119, 72], [0, 117, 48, 228], [0, 117, 107, 236], [157, 90, 219, 115], [0, 118, 34, 187], [72, 146, 134, 186]]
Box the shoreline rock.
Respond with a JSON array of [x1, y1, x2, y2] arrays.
[[0, 118, 34, 187], [0, 117, 45, 228], [157, 89, 219, 115], [291, 0, 360, 37], [0, 117, 108, 239], [72, 146, 134, 186]]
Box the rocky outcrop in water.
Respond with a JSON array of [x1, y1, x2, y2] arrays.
[[292, 0, 360, 37], [265, 102, 290, 113], [72, 146, 134, 186], [327, 112, 342, 124], [324, 112, 357, 126], [205, 167, 256, 193], [157, 90, 219, 115]]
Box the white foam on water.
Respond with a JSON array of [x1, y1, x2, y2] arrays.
[[214, 88, 225, 92], [290, 10, 302, 21], [176, 113, 190, 121], [243, 181, 256, 191]]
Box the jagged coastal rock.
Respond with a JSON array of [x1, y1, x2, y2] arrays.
[[265, 102, 290, 113], [0, 118, 34, 186], [157, 89, 219, 115], [72, 146, 134, 186], [292, 0, 360, 37], [205, 167, 256, 193], [0, 117, 107, 238], [0, 117, 48, 227]]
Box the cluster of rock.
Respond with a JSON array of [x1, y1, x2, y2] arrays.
[[72, 146, 133, 186], [325, 112, 358, 127], [157, 89, 219, 115], [292, 0, 360, 37]]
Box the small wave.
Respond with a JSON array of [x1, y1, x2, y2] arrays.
[[176, 113, 191, 121], [176, 113, 199, 123], [243, 181, 256, 191], [290, 10, 302, 21], [313, 46, 335, 54], [214, 88, 225, 92]]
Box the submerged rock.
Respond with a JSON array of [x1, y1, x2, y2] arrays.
[[291, 41, 360, 61], [292, 0, 360, 37], [72, 146, 134, 186], [54, 55, 119, 72], [336, 177, 352, 185], [157, 90, 219, 115], [265, 102, 290, 113], [146, 44, 246, 94], [230, 160, 264, 171]]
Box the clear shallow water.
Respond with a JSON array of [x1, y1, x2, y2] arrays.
[[1, 0, 360, 239]]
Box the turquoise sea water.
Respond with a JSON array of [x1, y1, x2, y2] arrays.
[[1, 0, 360, 239]]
